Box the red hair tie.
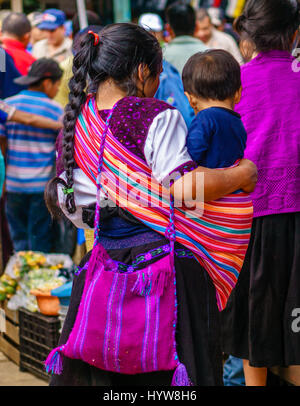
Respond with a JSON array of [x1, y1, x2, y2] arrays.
[[88, 30, 100, 46]]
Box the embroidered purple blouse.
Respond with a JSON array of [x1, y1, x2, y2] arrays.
[[236, 50, 300, 218]]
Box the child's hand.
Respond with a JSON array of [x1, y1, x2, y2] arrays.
[[238, 159, 258, 193]]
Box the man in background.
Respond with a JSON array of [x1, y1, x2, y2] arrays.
[[195, 8, 243, 64], [27, 11, 48, 53], [0, 12, 35, 75], [32, 9, 72, 63], [163, 1, 207, 75], [137, 11, 194, 127], [138, 13, 165, 45]]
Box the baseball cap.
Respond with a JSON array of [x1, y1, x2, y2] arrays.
[[14, 58, 63, 86], [207, 7, 224, 27], [37, 9, 66, 30], [138, 13, 164, 32]]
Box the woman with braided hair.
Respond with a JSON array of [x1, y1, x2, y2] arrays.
[[44, 23, 256, 386]]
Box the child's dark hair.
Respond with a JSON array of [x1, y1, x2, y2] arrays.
[[45, 23, 163, 218], [234, 0, 300, 54], [165, 1, 196, 37], [182, 49, 241, 101]]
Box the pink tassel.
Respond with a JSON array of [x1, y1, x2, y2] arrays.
[[44, 346, 64, 375], [171, 363, 191, 386]]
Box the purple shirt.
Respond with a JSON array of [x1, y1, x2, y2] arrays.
[[236, 50, 300, 218]]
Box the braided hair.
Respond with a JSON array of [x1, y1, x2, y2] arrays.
[[45, 23, 163, 218]]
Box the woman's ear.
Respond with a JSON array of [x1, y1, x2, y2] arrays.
[[137, 64, 150, 84]]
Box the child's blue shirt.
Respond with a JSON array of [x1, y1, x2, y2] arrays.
[[186, 107, 247, 169]]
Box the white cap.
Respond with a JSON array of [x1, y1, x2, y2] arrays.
[[207, 7, 223, 27], [138, 13, 164, 32]]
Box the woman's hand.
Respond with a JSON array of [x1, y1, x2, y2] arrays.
[[237, 159, 258, 193], [171, 159, 257, 203]]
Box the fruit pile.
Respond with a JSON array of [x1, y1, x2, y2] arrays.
[[0, 252, 68, 306], [13, 251, 48, 278], [0, 274, 19, 302]]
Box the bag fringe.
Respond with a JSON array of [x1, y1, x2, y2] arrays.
[[44, 346, 64, 375], [131, 261, 173, 297], [171, 363, 191, 386]]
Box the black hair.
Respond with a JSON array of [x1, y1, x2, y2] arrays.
[[45, 23, 163, 217], [165, 1, 196, 37], [2, 12, 31, 38], [234, 0, 300, 54], [72, 11, 102, 38], [182, 49, 241, 101]]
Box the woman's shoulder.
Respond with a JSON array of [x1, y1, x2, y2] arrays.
[[118, 96, 175, 115]]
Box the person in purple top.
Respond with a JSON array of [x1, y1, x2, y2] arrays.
[[221, 0, 300, 386]]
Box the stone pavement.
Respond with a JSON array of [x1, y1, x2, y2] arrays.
[[0, 351, 47, 386]]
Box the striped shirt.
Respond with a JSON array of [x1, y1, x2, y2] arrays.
[[0, 90, 63, 193]]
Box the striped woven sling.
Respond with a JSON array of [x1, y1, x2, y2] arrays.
[[75, 97, 253, 311]]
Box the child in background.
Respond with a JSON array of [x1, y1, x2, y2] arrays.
[[182, 49, 246, 170], [0, 58, 63, 252]]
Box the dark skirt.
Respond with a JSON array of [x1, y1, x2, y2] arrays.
[[221, 212, 300, 367], [50, 239, 223, 386]]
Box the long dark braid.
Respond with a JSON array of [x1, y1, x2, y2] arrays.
[[45, 33, 100, 217], [45, 23, 162, 218]]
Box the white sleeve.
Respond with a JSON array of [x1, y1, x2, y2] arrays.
[[144, 109, 193, 183], [57, 168, 97, 229]]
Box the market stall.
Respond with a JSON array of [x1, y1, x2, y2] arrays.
[[0, 251, 74, 381]]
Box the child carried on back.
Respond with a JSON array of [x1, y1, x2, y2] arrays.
[[183, 49, 247, 172]]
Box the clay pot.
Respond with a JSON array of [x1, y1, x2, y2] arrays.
[[30, 290, 60, 316]]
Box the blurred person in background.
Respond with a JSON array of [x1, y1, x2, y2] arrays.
[[138, 12, 165, 45], [0, 59, 63, 253], [0, 99, 62, 199], [55, 11, 102, 107], [27, 11, 48, 53], [137, 12, 194, 127], [32, 9, 72, 63], [206, 7, 240, 42], [0, 12, 35, 75], [164, 0, 207, 75], [195, 8, 243, 64]]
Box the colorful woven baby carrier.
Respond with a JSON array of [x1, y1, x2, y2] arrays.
[[45, 96, 253, 384]]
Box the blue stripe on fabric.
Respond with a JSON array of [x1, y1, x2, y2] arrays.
[[6, 185, 47, 193], [7, 159, 53, 168], [6, 135, 56, 143], [8, 150, 55, 159], [6, 175, 51, 183]]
